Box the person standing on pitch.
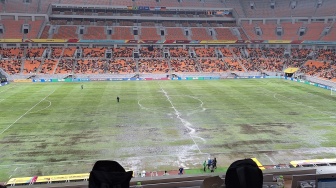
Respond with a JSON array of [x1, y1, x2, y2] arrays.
[[81, 85, 83, 89], [117, 96, 120, 103]]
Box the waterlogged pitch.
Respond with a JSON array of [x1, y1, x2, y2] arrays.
[[0, 79, 336, 181]]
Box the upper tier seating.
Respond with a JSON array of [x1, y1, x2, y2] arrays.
[[27, 20, 44, 39], [241, 21, 260, 40], [166, 28, 187, 40], [191, 28, 212, 40], [259, 21, 278, 40], [83, 27, 107, 40], [140, 28, 160, 40], [322, 25, 336, 41], [159, 0, 180, 7], [280, 22, 302, 40], [215, 28, 238, 40], [301, 22, 328, 41], [112, 27, 134, 40], [0, 20, 25, 39], [53, 26, 78, 39]]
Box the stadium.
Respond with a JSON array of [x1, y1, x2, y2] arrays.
[[0, 0, 336, 187]]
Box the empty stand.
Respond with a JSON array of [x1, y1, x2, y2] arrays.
[[53, 26, 78, 39], [27, 20, 44, 39], [83, 27, 107, 40], [301, 22, 328, 40], [0, 20, 25, 39], [280, 22, 302, 40], [111, 27, 134, 40], [140, 28, 160, 40], [259, 21, 278, 40], [159, 0, 180, 7], [241, 21, 259, 40], [322, 25, 336, 41], [166, 28, 187, 40], [40, 25, 51, 39], [215, 28, 237, 40], [191, 28, 212, 40]]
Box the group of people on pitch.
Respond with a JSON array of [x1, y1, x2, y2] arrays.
[[203, 157, 217, 173]]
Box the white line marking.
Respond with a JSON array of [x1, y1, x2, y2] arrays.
[[29, 100, 52, 114], [273, 93, 336, 116], [264, 153, 276, 165], [138, 95, 206, 116], [0, 86, 14, 93], [157, 82, 204, 153], [0, 89, 56, 135]]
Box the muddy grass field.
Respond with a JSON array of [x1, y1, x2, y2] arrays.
[[0, 79, 336, 181]]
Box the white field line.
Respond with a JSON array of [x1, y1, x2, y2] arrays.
[[0, 89, 56, 135], [29, 100, 52, 114], [264, 153, 276, 165], [157, 83, 204, 153], [259, 86, 336, 117], [273, 93, 336, 116], [138, 95, 206, 116], [0, 86, 14, 94]]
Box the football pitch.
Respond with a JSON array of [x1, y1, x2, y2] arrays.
[[0, 79, 336, 181]]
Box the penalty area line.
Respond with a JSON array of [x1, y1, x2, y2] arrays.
[[0, 89, 56, 135]]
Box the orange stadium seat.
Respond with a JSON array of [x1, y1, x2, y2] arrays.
[[112, 27, 134, 40], [280, 22, 302, 40], [83, 27, 107, 40], [140, 27, 160, 40], [215, 28, 238, 40], [40, 59, 57, 74], [53, 26, 78, 39], [191, 28, 212, 40], [0, 19, 25, 39], [23, 60, 41, 74], [166, 28, 187, 40]]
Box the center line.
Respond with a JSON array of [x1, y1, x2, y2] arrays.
[[158, 83, 203, 154], [0, 89, 56, 135]]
